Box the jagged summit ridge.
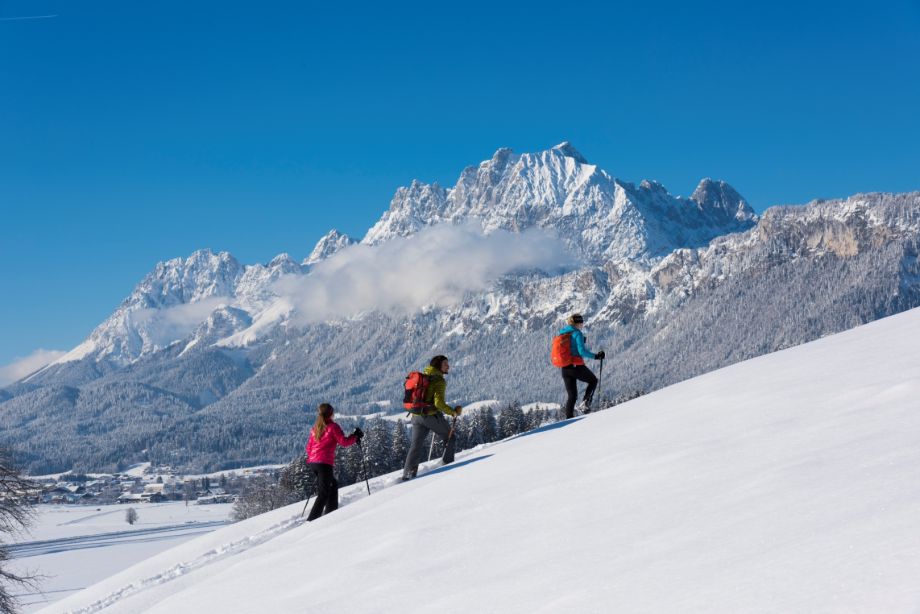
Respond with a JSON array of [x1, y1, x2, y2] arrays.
[[363, 143, 757, 263], [362, 181, 450, 244], [552, 141, 589, 164], [129, 249, 243, 310], [305, 229, 356, 265]]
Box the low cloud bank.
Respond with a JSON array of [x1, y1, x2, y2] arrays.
[[0, 348, 67, 385], [276, 222, 575, 325]]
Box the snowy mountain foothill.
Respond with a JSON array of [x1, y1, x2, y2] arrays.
[[40, 307, 920, 613], [2, 143, 920, 474]]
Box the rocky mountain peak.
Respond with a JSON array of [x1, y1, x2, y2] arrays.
[[639, 179, 669, 194], [551, 141, 589, 164], [691, 178, 757, 223], [490, 147, 515, 164], [267, 253, 299, 270], [134, 249, 243, 310], [305, 230, 356, 265], [362, 181, 450, 244]]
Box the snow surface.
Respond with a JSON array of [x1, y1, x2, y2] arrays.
[[122, 463, 151, 479], [10, 503, 233, 612], [46, 307, 920, 613]]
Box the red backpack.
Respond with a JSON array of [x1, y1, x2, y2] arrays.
[[551, 333, 574, 367], [403, 371, 432, 413]]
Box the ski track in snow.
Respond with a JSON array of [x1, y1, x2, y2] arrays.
[[57, 508, 146, 526], [9, 522, 229, 558], [64, 514, 307, 614]]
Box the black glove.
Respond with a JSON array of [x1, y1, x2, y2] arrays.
[[595, 351, 606, 360], [352, 427, 364, 441]]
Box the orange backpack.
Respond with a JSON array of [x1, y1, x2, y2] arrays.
[[403, 371, 432, 413], [551, 333, 574, 367]]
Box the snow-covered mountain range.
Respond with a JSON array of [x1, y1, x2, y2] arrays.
[[39, 142, 759, 369], [3, 143, 920, 474]]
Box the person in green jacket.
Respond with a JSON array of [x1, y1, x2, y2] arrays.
[[401, 355, 463, 481]]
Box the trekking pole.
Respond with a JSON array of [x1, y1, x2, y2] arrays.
[[300, 492, 312, 518], [430, 415, 458, 460], [358, 440, 372, 496], [447, 415, 458, 443], [597, 356, 605, 410], [443, 415, 459, 457], [299, 475, 316, 519]]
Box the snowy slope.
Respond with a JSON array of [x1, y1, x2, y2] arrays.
[[47, 307, 920, 613]]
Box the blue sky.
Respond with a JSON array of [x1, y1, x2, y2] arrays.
[[1, 0, 919, 370]]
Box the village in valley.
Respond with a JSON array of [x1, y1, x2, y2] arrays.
[[16, 463, 279, 507]]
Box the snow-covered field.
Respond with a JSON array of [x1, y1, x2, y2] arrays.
[[40, 307, 920, 613], [9, 502, 233, 612]]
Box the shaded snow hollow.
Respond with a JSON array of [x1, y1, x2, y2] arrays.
[[51, 308, 920, 613]]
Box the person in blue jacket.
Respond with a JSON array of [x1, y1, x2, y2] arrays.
[[558, 313, 605, 418]]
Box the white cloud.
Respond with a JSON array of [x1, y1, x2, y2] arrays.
[[0, 348, 67, 385], [275, 221, 575, 325], [132, 298, 229, 348]]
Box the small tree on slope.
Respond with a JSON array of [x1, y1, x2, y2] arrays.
[[0, 450, 37, 614]]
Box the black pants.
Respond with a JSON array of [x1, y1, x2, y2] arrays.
[[307, 462, 338, 521], [561, 364, 598, 419]]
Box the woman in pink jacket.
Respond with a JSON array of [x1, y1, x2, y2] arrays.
[[305, 403, 363, 521]]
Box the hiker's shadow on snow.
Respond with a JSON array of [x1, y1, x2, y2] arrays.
[[513, 417, 584, 440], [419, 455, 493, 479], [414, 419, 581, 480]]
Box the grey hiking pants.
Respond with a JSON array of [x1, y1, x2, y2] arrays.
[[403, 412, 456, 480]]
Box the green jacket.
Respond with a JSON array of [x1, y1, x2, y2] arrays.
[[423, 365, 459, 416]]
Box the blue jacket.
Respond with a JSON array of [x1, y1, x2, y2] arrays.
[[558, 325, 595, 360]]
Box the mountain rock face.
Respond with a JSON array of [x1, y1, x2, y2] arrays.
[[363, 143, 757, 263], [304, 229, 356, 265], [4, 143, 920, 474]]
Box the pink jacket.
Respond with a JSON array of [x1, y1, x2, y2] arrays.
[[305, 421, 356, 465]]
